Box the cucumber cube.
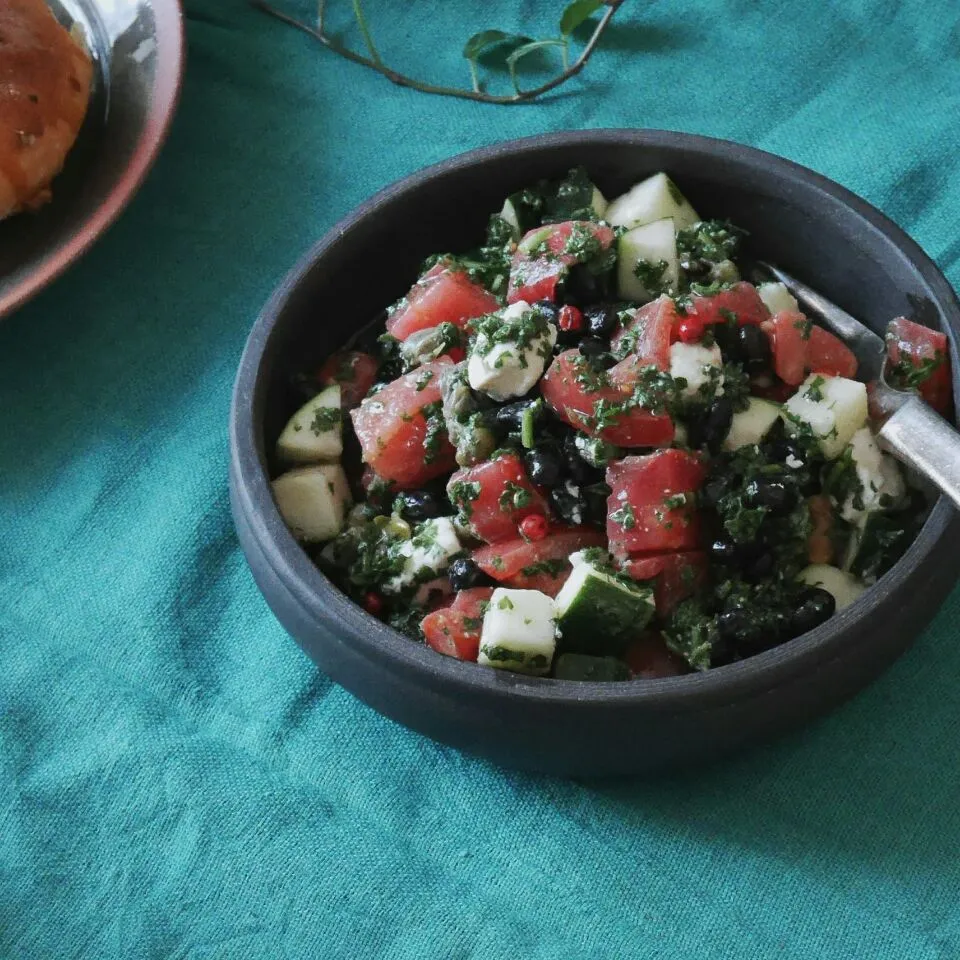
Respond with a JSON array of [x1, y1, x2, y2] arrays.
[[554, 561, 655, 654], [723, 397, 781, 451], [783, 375, 868, 460], [272, 464, 352, 543], [554, 654, 630, 682], [617, 218, 679, 302], [605, 173, 700, 230], [757, 281, 799, 315], [798, 564, 865, 610], [276, 385, 343, 464], [478, 589, 557, 675]]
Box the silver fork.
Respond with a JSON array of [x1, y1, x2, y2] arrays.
[[758, 263, 960, 510]]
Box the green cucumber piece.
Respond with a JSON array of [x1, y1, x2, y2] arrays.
[[723, 397, 781, 451], [617, 218, 679, 303], [555, 562, 655, 654], [554, 654, 630, 682], [798, 564, 865, 610], [276, 385, 343, 464]]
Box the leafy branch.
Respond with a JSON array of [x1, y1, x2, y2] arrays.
[[251, 0, 625, 104]]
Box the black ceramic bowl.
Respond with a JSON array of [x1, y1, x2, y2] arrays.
[[230, 130, 960, 777]]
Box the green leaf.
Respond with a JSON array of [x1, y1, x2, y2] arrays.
[[462, 29, 530, 62], [560, 0, 603, 36]]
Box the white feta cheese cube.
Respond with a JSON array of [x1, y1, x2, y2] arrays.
[[783, 374, 868, 460], [757, 281, 799, 315], [467, 301, 557, 402], [839, 427, 906, 522], [383, 517, 462, 594], [478, 588, 557, 675], [669, 340, 724, 398]]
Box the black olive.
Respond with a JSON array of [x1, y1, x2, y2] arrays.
[[494, 400, 543, 434], [709, 538, 739, 563], [585, 304, 619, 338], [744, 477, 796, 515], [711, 323, 743, 363], [790, 587, 836, 635], [582, 481, 612, 527], [562, 433, 602, 484], [717, 609, 762, 646], [703, 397, 734, 454], [562, 264, 602, 306], [523, 447, 562, 487], [396, 490, 444, 522], [448, 557, 497, 592], [738, 325, 772, 374], [549, 485, 585, 525], [578, 336, 609, 359], [532, 300, 560, 323], [701, 475, 728, 510]]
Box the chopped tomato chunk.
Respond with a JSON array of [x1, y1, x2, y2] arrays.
[[686, 281, 770, 329], [422, 587, 494, 662], [886, 316, 952, 416], [541, 349, 675, 448], [610, 295, 677, 370], [318, 350, 379, 408], [507, 221, 615, 304], [447, 452, 550, 544], [472, 527, 606, 585], [762, 311, 858, 386], [386, 263, 499, 342], [621, 551, 707, 616], [350, 357, 456, 488], [606, 450, 706, 556]]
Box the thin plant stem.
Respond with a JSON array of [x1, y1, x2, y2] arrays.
[[252, 0, 625, 105], [350, 0, 382, 66]]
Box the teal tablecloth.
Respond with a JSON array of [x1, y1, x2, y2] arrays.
[[5, 1, 960, 956]]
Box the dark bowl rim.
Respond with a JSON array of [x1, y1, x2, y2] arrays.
[[230, 128, 960, 706]]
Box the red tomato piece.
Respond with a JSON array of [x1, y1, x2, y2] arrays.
[[318, 350, 379, 408], [507, 221, 615, 304], [805, 326, 858, 378], [447, 452, 550, 544], [606, 451, 706, 556], [540, 349, 675, 448], [422, 587, 494, 662], [386, 263, 500, 342], [686, 281, 770, 328], [886, 316, 952, 416], [762, 311, 809, 386], [472, 527, 606, 583], [610, 295, 677, 370], [623, 634, 687, 678], [350, 357, 457, 488], [621, 550, 707, 616]]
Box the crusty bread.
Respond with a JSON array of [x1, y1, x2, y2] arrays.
[[0, 0, 93, 218]]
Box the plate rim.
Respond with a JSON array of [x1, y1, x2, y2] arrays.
[[0, 0, 186, 317]]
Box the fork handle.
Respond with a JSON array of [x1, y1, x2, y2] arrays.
[[878, 396, 960, 510]]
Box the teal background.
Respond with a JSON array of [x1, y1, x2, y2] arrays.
[[4, 0, 960, 956]]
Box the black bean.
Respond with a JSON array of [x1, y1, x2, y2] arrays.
[[703, 398, 734, 454], [524, 448, 562, 487], [448, 557, 497, 592], [494, 400, 542, 433], [744, 477, 796, 515], [790, 587, 836, 635], [396, 490, 444, 522], [709, 538, 739, 563], [717, 609, 762, 645], [585, 304, 619, 338], [709, 633, 736, 667], [562, 433, 601, 484], [578, 336, 609, 359], [562, 264, 602, 306], [712, 323, 743, 363], [738, 325, 772, 374], [701, 476, 728, 510]]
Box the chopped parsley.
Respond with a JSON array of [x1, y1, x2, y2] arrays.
[[793, 317, 813, 340], [886, 351, 945, 391], [676, 220, 743, 266], [519, 558, 568, 578], [610, 502, 636, 530], [309, 406, 342, 434], [448, 480, 481, 518], [415, 370, 435, 392], [804, 375, 826, 402], [499, 481, 533, 512], [634, 258, 669, 295], [497, 595, 515, 611], [571, 353, 612, 393], [421, 401, 446, 464]]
